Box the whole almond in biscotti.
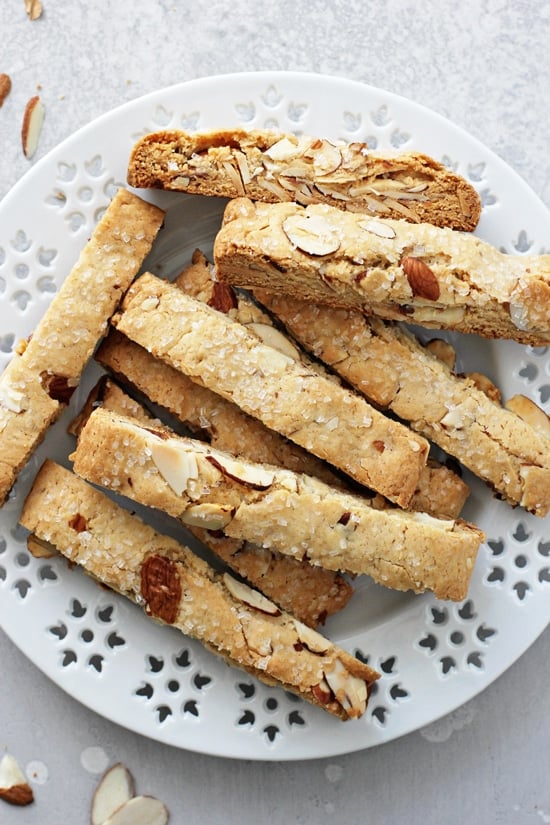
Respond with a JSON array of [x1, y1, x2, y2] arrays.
[[214, 198, 550, 345], [401, 256, 440, 301]]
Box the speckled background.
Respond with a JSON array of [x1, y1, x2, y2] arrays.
[[0, 1, 549, 823]]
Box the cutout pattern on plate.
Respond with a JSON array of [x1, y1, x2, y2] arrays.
[[0, 73, 548, 760]]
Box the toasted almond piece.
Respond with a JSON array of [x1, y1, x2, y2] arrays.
[[324, 657, 368, 718], [0, 754, 34, 807], [27, 533, 58, 558], [505, 394, 550, 439], [311, 677, 333, 705], [264, 136, 300, 162], [24, 0, 42, 19], [0, 74, 11, 108], [181, 503, 234, 531], [150, 440, 199, 496], [206, 454, 275, 490], [401, 256, 440, 301], [358, 218, 397, 239], [21, 95, 44, 158], [312, 140, 343, 175], [466, 371, 502, 404], [103, 795, 169, 825], [425, 338, 456, 371], [91, 763, 135, 825], [223, 572, 282, 616], [282, 213, 340, 256], [246, 322, 301, 361], [294, 619, 331, 654]]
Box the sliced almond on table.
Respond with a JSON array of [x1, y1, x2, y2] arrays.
[[91, 762, 135, 825], [0, 74, 11, 108], [102, 795, 169, 825], [0, 753, 34, 806], [21, 95, 44, 158], [24, 0, 43, 19]]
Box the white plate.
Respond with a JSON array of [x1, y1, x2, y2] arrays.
[[0, 72, 549, 761]]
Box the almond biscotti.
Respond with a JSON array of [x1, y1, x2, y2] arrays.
[[71, 374, 353, 628], [96, 329, 342, 486], [0, 188, 165, 505], [173, 250, 469, 519], [256, 290, 550, 517], [71, 408, 484, 601], [213, 198, 550, 345], [112, 272, 430, 507], [127, 128, 481, 231], [20, 460, 378, 720]]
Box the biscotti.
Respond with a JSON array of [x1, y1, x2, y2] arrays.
[[213, 198, 550, 345], [71, 408, 484, 600], [71, 375, 353, 627], [172, 249, 469, 519], [96, 328, 342, 487], [20, 461, 378, 720], [112, 272, 430, 507], [127, 128, 481, 231], [0, 188, 165, 505], [255, 290, 550, 517]]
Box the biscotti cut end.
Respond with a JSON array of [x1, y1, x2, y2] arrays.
[[127, 127, 481, 231]]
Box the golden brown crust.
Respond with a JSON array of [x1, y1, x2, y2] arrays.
[[20, 460, 378, 720], [213, 198, 550, 345], [127, 128, 481, 231], [70, 408, 484, 601], [112, 272, 430, 508]]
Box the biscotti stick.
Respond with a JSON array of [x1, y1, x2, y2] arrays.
[[96, 329, 342, 486], [113, 272, 429, 508], [127, 128, 481, 231], [0, 188, 165, 506], [19, 189, 165, 381], [213, 198, 550, 345], [71, 408, 484, 601], [0, 358, 59, 501], [172, 250, 469, 519], [255, 290, 550, 517], [20, 461, 378, 720], [71, 375, 353, 627]]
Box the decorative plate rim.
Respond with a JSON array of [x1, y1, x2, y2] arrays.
[[0, 71, 548, 761]]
